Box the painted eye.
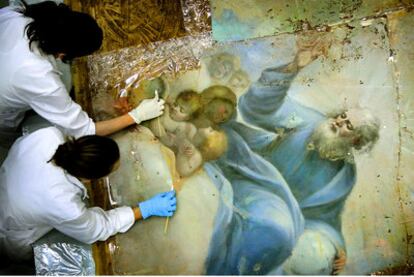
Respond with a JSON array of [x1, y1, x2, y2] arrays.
[[341, 113, 347, 119], [346, 121, 354, 130]]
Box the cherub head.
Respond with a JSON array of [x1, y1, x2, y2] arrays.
[[229, 70, 250, 92], [127, 77, 166, 108], [169, 90, 202, 122], [204, 98, 236, 124], [207, 52, 240, 81], [195, 127, 228, 161], [201, 85, 237, 125]]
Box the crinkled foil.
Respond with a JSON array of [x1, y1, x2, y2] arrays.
[[180, 0, 212, 35], [87, 32, 212, 118], [33, 231, 95, 275]]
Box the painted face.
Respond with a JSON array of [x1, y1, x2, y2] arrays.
[[309, 120, 353, 161], [198, 127, 215, 138], [170, 102, 192, 121], [329, 108, 373, 138], [312, 108, 378, 161], [205, 99, 235, 124], [229, 70, 250, 90], [328, 111, 355, 138], [208, 54, 237, 80]]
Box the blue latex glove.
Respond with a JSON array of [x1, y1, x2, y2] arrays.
[[138, 190, 177, 219]]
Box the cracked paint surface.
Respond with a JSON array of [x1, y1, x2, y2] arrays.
[[210, 0, 414, 41], [84, 1, 414, 275]]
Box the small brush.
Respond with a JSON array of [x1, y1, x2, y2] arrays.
[[154, 89, 164, 137]]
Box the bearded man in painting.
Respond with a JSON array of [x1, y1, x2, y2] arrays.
[[237, 35, 380, 274]]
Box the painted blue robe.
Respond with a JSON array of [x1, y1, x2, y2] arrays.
[[238, 63, 356, 248], [203, 118, 304, 274]]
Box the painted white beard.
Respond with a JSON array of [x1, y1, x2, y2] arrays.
[[309, 121, 354, 163]]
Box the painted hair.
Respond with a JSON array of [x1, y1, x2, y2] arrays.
[[176, 90, 203, 117], [308, 109, 380, 163], [350, 113, 380, 152], [198, 129, 228, 161], [200, 85, 237, 107], [50, 135, 120, 179], [21, 1, 103, 61]]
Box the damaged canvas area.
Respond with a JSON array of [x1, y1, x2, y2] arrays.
[[83, 1, 414, 275]]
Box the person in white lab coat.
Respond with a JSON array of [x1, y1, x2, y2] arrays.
[[0, 126, 177, 261], [0, 1, 163, 157]]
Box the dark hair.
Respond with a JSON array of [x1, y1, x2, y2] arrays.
[[21, 1, 103, 61], [50, 135, 120, 179]]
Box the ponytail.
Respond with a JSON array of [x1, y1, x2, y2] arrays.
[[50, 135, 120, 179], [51, 137, 78, 170]]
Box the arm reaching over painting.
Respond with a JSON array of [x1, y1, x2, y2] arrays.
[[95, 93, 165, 137], [239, 37, 326, 131], [113, 97, 132, 115], [238, 61, 298, 131]]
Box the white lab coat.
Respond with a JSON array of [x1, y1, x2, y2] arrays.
[[0, 7, 95, 139], [0, 127, 134, 260]]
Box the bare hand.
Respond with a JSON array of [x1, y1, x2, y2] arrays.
[[178, 141, 195, 157], [296, 32, 332, 68], [296, 50, 314, 68], [183, 144, 194, 156], [333, 249, 347, 275]]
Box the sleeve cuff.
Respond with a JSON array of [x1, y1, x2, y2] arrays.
[[89, 120, 96, 135]]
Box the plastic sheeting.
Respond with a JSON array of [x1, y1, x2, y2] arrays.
[[33, 230, 95, 276], [181, 0, 211, 36], [87, 32, 212, 120], [86, 0, 212, 115]]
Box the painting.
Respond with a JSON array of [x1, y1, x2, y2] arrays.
[[210, 0, 413, 42], [85, 4, 414, 275]]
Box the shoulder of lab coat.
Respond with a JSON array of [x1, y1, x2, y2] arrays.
[[1, 126, 135, 243], [41, 177, 88, 224], [10, 59, 96, 138], [0, 8, 95, 137], [35, 127, 135, 241], [0, 127, 135, 243], [3, 127, 87, 223], [0, 7, 27, 47]]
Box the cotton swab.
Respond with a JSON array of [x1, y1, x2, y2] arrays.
[[154, 89, 163, 137]]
